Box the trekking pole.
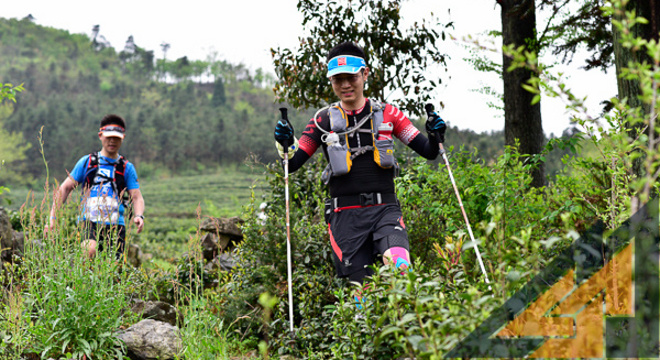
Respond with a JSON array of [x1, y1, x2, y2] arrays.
[[425, 104, 492, 292], [279, 107, 295, 333]]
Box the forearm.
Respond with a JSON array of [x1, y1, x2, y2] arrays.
[[277, 134, 316, 172], [407, 133, 440, 160], [285, 150, 311, 173], [133, 195, 145, 217], [50, 185, 72, 220]]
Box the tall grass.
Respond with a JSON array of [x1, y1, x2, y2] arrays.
[[0, 185, 141, 358], [1, 183, 248, 358]]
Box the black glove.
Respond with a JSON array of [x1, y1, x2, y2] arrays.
[[274, 119, 294, 149], [425, 111, 446, 143]]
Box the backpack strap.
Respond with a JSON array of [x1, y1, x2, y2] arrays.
[[114, 156, 127, 196], [83, 152, 100, 188]]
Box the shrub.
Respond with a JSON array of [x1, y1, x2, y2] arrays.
[[0, 185, 148, 359]]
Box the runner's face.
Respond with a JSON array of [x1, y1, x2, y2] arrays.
[[99, 133, 123, 155], [330, 68, 368, 109]]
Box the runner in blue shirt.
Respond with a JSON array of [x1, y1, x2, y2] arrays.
[[45, 114, 145, 259]]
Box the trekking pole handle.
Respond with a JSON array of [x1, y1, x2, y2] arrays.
[[279, 107, 292, 154], [424, 103, 446, 144], [424, 103, 434, 116]]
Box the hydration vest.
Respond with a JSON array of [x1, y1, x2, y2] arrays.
[[319, 100, 397, 184], [83, 152, 129, 204]]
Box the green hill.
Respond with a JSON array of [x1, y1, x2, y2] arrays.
[[0, 16, 311, 186], [0, 16, 575, 189]]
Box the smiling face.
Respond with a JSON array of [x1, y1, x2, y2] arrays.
[[98, 133, 123, 158], [330, 67, 369, 110]]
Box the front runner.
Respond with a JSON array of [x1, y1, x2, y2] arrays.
[[274, 41, 446, 285]]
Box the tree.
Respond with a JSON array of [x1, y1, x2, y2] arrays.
[[160, 42, 170, 60], [271, 0, 451, 116], [172, 56, 193, 82], [550, 0, 659, 108], [90, 24, 109, 51], [610, 0, 660, 207], [0, 86, 31, 186], [499, 0, 546, 187], [550, 0, 660, 184], [612, 1, 660, 116], [212, 78, 226, 107], [549, 0, 613, 72], [548, 0, 660, 117], [158, 42, 171, 81], [123, 35, 137, 54], [91, 25, 100, 47]]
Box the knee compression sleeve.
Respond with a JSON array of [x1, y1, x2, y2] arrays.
[[389, 246, 410, 270]]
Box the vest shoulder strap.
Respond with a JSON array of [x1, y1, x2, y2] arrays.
[[82, 153, 128, 194], [84, 152, 100, 187], [115, 156, 127, 194], [370, 100, 386, 135], [328, 103, 346, 133]]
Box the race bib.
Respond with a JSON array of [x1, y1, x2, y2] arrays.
[[84, 195, 119, 223]]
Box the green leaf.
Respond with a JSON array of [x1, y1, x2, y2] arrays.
[[379, 326, 402, 337], [407, 334, 424, 349], [397, 313, 417, 326], [521, 83, 539, 94], [61, 339, 70, 355]]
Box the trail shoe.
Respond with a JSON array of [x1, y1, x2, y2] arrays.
[[354, 294, 366, 310]]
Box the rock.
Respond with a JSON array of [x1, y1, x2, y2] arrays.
[[117, 319, 182, 360], [130, 300, 182, 326], [198, 216, 244, 252], [218, 233, 231, 250], [0, 208, 15, 262], [125, 243, 142, 268], [204, 252, 234, 272], [200, 232, 218, 261], [199, 216, 244, 238], [12, 231, 24, 257]]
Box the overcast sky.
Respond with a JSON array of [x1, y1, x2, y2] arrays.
[[4, 0, 616, 136]]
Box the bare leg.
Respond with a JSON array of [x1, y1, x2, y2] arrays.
[[81, 239, 97, 259]]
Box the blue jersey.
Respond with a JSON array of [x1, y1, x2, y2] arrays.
[[69, 154, 140, 225]]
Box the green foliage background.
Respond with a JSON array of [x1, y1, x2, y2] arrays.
[[0, 5, 645, 359], [215, 141, 615, 359]]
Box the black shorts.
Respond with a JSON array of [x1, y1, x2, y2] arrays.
[[325, 203, 409, 279], [81, 221, 126, 259]]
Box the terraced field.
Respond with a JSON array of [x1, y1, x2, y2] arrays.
[[3, 164, 269, 261]]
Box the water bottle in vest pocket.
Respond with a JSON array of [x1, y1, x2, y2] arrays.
[[374, 122, 395, 168], [377, 121, 393, 140], [325, 132, 352, 176]]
